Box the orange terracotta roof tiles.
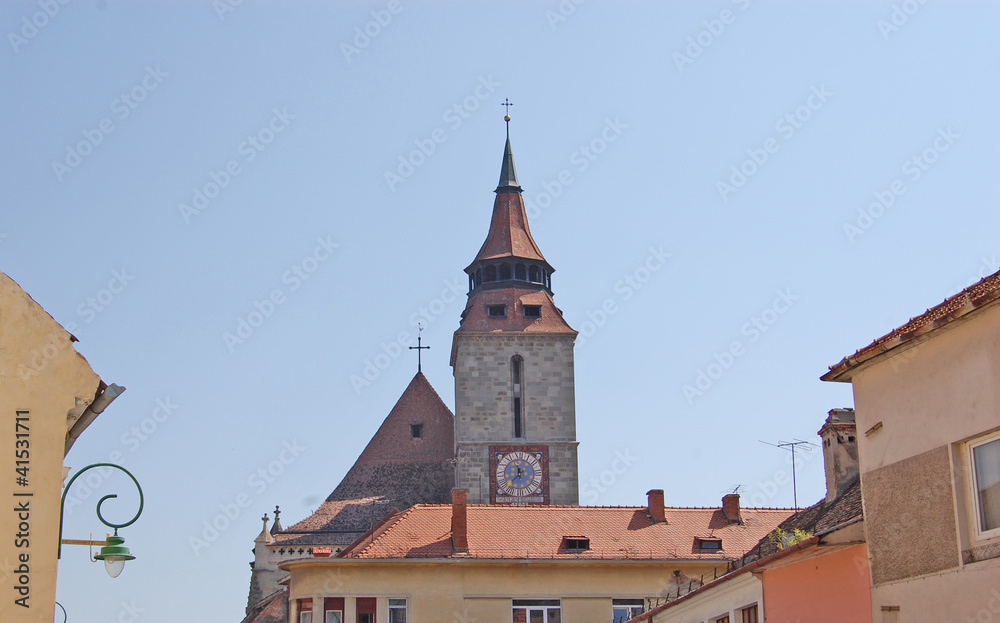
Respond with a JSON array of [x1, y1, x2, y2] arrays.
[[468, 190, 548, 268], [339, 505, 794, 561], [823, 269, 1000, 381], [454, 288, 576, 336]]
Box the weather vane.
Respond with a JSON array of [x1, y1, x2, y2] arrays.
[[409, 323, 430, 373]]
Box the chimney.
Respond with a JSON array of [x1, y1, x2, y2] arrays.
[[451, 488, 469, 554], [818, 408, 859, 502], [722, 493, 741, 524], [647, 489, 666, 524]]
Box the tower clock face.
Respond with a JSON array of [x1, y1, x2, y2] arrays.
[[490, 446, 549, 504]]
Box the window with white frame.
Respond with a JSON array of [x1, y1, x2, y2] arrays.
[[513, 599, 561, 623], [970, 431, 1000, 538], [612, 599, 644, 622], [300, 612, 312, 623], [389, 598, 407, 623]]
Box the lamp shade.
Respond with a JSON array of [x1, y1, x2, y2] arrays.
[[94, 535, 135, 578]]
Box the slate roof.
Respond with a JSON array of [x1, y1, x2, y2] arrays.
[[823, 269, 1000, 381], [339, 504, 794, 560], [739, 478, 863, 566], [278, 373, 455, 546]]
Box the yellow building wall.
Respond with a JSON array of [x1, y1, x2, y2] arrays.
[[288, 559, 728, 623], [0, 273, 105, 623]]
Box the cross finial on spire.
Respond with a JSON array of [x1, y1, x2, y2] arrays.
[[409, 323, 430, 373], [501, 98, 513, 138], [261, 513, 269, 531]]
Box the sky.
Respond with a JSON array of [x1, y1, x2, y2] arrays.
[[1, 0, 998, 621]]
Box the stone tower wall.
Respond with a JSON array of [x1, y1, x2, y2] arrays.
[[453, 333, 578, 504]]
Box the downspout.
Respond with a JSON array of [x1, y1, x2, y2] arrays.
[[65, 382, 125, 456]]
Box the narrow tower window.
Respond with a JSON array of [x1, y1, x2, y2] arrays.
[[500, 263, 512, 280], [484, 265, 497, 282], [515, 263, 526, 280], [512, 355, 524, 438], [528, 265, 541, 283]]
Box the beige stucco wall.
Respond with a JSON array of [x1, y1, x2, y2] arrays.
[[648, 572, 761, 623], [286, 558, 729, 623], [0, 273, 105, 623], [847, 303, 1000, 620]]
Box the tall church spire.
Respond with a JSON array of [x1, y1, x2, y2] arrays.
[[497, 137, 520, 191], [466, 110, 553, 296]]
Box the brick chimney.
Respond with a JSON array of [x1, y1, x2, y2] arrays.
[[451, 488, 469, 554], [722, 493, 741, 524], [647, 489, 666, 524], [818, 408, 859, 502]]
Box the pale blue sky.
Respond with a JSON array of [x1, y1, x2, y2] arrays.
[[2, 1, 998, 621]]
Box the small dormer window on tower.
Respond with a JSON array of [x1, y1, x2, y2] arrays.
[[488, 304, 507, 318], [512, 355, 524, 438]]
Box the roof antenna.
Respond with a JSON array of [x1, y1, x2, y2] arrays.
[[758, 439, 817, 509], [409, 323, 429, 373]]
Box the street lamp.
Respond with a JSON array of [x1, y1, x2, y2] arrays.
[[58, 463, 144, 578]]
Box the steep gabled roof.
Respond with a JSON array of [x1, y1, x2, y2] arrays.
[[279, 373, 455, 545], [339, 505, 794, 560], [823, 269, 1000, 382]]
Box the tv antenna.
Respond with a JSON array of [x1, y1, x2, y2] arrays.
[[758, 439, 817, 509]]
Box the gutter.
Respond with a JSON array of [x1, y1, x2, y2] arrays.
[[65, 382, 125, 456]]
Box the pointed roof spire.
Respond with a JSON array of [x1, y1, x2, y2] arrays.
[[255, 513, 273, 543], [270, 506, 283, 534], [497, 99, 520, 191]]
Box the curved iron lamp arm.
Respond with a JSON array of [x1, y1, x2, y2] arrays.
[[58, 463, 143, 559]]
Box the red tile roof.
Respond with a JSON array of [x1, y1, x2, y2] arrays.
[[823, 269, 1000, 382], [468, 190, 548, 268], [454, 288, 576, 336], [339, 505, 794, 561]]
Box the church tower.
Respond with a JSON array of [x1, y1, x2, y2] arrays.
[[451, 114, 579, 505]]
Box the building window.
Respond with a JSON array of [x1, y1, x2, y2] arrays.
[[388, 598, 407, 623], [325, 597, 344, 623], [515, 263, 526, 280], [529, 265, 541, 283], [513, 599, 560, 623], [500, 263, 512, 280], [697, 537, 723, 552], [512, 355, 524, 438], [612, 599, 644, 622], [484, 265, 497, 282], [298, 599, 313, 623], [524, 305, 541, 318], [715, 616, 730, 623], [356, 597, 376, 623], [410, 423, 423, 439], [488, 304, 506, 318], [740, 604, 759, 623], [563, 536, 590, 551], [970, 431, 1000, 538]]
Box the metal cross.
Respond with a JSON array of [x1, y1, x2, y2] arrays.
[[409, 323, 430, 373], [502, 98, 513, 116]]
